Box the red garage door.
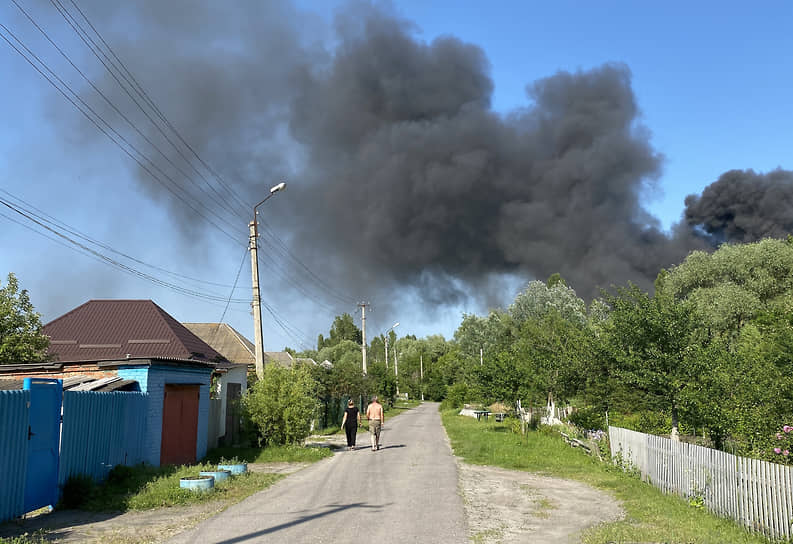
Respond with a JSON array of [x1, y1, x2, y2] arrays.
[[160, 384, 199, 466]]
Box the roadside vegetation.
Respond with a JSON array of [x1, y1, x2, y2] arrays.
[[442, 411, 768, 544], [0, 534, 49, 544], [57, 444, 330, 513]]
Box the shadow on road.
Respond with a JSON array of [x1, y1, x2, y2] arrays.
[[215, 502, 389, 543]]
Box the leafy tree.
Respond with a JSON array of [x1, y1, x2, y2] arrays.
[[664, 238, 793, 334], [600, 284, 710, 440], [509, 280, 587, 327], [242, 363, 319, 446], [0, 273, 49, 364], [328, 313, 362, 346]]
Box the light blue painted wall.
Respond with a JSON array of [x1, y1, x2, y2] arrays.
[[117, 365, 212, 466]]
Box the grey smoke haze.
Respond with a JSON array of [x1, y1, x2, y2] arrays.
[[684, 169, 793, 244], [44, 1, 789, 308]]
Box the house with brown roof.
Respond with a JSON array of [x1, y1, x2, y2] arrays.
[[0, 300, 225, 466]]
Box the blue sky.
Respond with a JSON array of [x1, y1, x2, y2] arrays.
[[1, 0, 791, 352]]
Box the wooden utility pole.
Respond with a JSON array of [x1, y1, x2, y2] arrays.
[[358, 302, 369, 374], [249, 221, 265, 379]]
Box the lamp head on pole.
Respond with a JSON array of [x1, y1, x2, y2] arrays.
[[270, 181, 287, 193]]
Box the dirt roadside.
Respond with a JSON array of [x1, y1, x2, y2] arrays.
[[0, 462, 312, 544], [458, 462, 624, 543]]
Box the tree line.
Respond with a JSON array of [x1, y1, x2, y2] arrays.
[[291, 238, 793, 462], [5, 237, 793, 458]]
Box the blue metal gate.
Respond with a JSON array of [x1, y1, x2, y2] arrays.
[[23, 378, 62, 513]]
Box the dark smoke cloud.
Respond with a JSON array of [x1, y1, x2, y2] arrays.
[[684, 169, 793, 244], [46, 1, 785, 309]]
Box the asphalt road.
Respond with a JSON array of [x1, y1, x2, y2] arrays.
[[169, 401, 467, 543]]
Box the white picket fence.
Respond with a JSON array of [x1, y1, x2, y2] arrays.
[[609, 426, 793, 540]]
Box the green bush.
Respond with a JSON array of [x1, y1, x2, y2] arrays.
[[59, 474, 95, 509], [440, 382, 469, 410], [242, 364, 320, 446], [568, 406, 606, 432]]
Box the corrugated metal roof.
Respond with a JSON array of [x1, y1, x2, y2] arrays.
[[0, 376, 140, 392], [182, 323, 255, 365], [44, 300, 227, 364], [264, 351, 295, 368]]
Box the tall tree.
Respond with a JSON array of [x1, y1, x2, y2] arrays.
[[601, 284, 709, 440], [0, 273, 49, 364], [327, 313, 362, 347], [664, 238, 793, 334]]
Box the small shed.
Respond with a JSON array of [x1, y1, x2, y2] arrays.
[[36, 299, 228, 466], [116, 358, 214, 465]]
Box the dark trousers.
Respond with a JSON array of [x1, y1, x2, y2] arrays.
[[344, 425, 357, 447]]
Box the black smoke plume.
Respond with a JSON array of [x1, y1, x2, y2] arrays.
[[684, 169, 793, 244], [37, 1, 788, 309]]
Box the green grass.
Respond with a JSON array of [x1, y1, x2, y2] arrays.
[[0, 532, 49, 544], [59, 444, 330, 513], [62, 463, 282, 512], [441, 410, 770, 544], [205, 444, 333, 464]]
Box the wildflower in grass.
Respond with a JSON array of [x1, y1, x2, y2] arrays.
[[784, 425, 793, 433]]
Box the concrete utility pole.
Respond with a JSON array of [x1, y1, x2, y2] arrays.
[[359, 302, 369, 374], [250, 182, 286, 379], [420, 353, 424, 401], [249, 221, 265, 379], [383, 322, 399, 372], [394, 348, 399, 397], [480, 347, 483, 366]]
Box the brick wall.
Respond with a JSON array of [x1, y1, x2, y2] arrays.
[[0, 366, 117, 381]]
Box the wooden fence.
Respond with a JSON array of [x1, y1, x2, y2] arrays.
[[609, 426, 793, 540]]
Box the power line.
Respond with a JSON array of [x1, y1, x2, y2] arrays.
[[55, 0, 251, 218], [11, 0, 246, 225], [0, 196, 248, 304], [55, 0, 360, 309], [219, 248, 248, 324], [0, 22, 244, 244], [0, 189, 245, 291]]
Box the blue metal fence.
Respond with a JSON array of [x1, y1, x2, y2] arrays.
[[0, 390, 30, 522], [59, 391, 148, 484], [0, 389, 148, 523]]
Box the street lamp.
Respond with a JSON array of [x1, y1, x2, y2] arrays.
[[383, 322, 399, 371], [250, 181, 287, 379]]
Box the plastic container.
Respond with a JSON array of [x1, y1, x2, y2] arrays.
[[180, 475, 215, 491]]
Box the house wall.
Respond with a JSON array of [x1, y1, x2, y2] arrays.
[[117, 365, 212, 466], [216, 366, 248, 438]]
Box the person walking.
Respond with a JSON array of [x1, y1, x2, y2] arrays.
[[340, 398, 361, 451], [365, 395, 385, 451]]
